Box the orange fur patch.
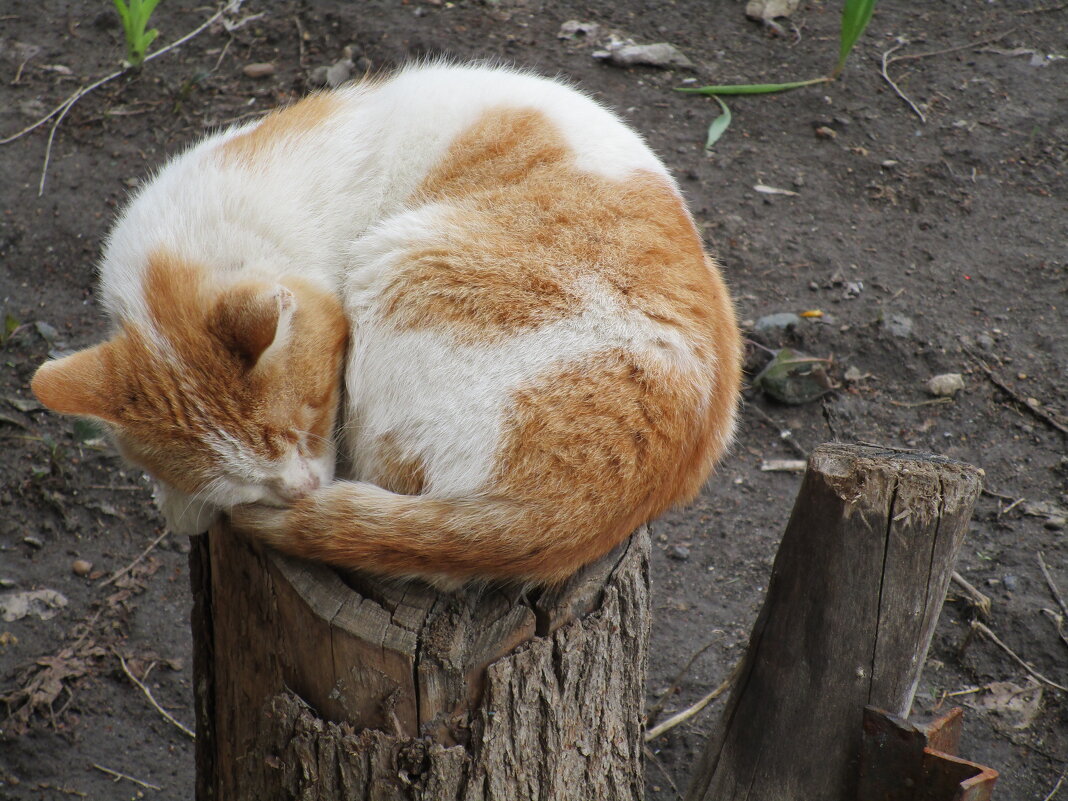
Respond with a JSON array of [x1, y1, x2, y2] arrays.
[[371, 432, 427, 496], [219, 92, 340, 167], [380, 108, 721, 346]]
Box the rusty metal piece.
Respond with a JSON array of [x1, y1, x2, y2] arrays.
[[857, 706, 998, 801]]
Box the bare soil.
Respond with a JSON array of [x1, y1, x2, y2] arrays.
[[1, 1, 1065, 799]]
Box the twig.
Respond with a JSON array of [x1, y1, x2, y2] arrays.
[[745, 401, 808, 458], [1038, 552, 1068, 618], [972, 358, 1068, 437], [950, 570, 992, 619], [1043, 769, 1067, 801], [880, 31, 1017, 125], [3, 2, 242, 192], [99, 528, 170, 588], [886, 397, 953, 408], [648, 633, 723, 723], [644, 746, 684, 801], [211, 36, 234, 73], [981, 487, 1017, 502], [886, 30, 1015, 64], [971, 620, 1068, 692], [118, 655, 196, 739], [91, 763, 162, 791], [881, 40, 926, 123], [998, 497, 1025, 517], [294, 15, 308, 68], [645, 660, 741, 741], [1018, 3, 1068, 14], [1041, 609, 1068, 651], [33, 783, 86, 798]]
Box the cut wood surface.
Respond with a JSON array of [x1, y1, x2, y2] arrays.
[[686, 443, 982, 801], [191, 522, 651, 800]]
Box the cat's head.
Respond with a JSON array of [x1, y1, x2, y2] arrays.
[[31, 253, 348, 535]]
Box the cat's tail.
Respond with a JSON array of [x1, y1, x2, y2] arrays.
[[229, 481, 639, 587]]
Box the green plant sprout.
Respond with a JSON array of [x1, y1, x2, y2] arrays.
[[112, 0, 162, 68], [683, 0, 876, 147]]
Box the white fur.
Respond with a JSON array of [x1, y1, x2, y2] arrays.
[[97, 64, 715, 530]]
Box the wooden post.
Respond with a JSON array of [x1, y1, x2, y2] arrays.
[[190, 521, 650, 800], [685, 443, 982, 801]]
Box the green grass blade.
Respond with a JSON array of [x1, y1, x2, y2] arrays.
[[837, 0, 876, 75], [705, 96, 732, 149], [112, 0, 132, 28], [678, 76, 831, 96]]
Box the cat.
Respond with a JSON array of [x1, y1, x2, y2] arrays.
[[31, 63, 741, 586]]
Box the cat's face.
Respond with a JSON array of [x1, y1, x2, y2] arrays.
[[32, 254, 348, 534]]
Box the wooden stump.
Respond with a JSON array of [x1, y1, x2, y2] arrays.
[[685, 443, 982, 801], [190, 522, 650, 800]]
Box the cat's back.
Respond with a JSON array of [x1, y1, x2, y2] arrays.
[[341, 66, 740, 507]]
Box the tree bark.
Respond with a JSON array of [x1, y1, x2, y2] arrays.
[[190, 522, 650, 801], [685, 443, 982, 801]]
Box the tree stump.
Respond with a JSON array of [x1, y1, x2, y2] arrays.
[[685, 443, 982, 801], [190, 521, 650, 801]]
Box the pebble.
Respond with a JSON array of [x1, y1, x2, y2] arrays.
[[1045, 517, 1066, 531], [594, 42, 695, 70], [976, 333, 995, 350], [814, 126, 837, 140], [882, 313, 914, 338], [926, 373, 965, 397], [72, 559, 93, 577], [23, 536, 43, 549], [1002, 575, 1018, 592], [242, 62, 276, 79], [668, 545, 691, 561], [754, 312, 802, 334], [0, 578, 15, 588]]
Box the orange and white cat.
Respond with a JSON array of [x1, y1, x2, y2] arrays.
[[32, 64, 741, 586]]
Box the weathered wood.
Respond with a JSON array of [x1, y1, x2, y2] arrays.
[[685, 443, 982, 801], [190, 522, 650, 800]]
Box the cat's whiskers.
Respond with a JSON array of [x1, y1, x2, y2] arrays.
[[175, 475, 225, 527]]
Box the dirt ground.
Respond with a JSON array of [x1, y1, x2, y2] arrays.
[[1, 1, 1065, 798]]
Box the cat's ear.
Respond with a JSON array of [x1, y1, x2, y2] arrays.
[[31, 344, 120, 422], [212, 284, 296, 370]]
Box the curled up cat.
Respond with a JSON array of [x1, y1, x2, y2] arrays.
[[31, 64, 742, 587]]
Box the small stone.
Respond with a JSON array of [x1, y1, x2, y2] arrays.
[[1045, 517, 1066, 531], [745, 0, 800, 20], [926, 373, 965, 397], [33, 321, 58, 343], [815, 126, 837, 140], [754, 312, 802, 334], [597, 42, 695, 70], [308, 65, 330, 86], [1002, 575, 1017, 592], [72, 559, 93, 577], [22, 536, 43, 549], [325, 59, 354, 87], [976, 333, 995, 350], [668, 545, 691, 561], [0, 578, 15, 588], [558, 20, 601, 41], [242, 62, 276, 79], [882, 313, 914, 338]]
